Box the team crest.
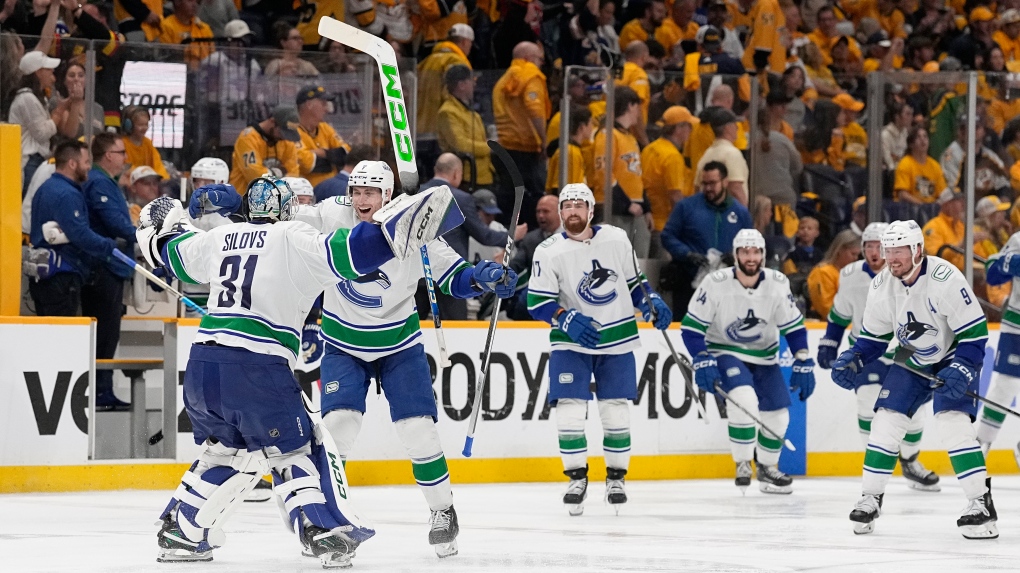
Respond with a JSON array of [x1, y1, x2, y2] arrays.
[[576, 260, 618, 305], [337, 269, 392, 308], [725, 309, 768, 343], [896, 311, 940, 358]]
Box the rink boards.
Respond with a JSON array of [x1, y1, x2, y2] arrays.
[[1, 318, 1018, 492]]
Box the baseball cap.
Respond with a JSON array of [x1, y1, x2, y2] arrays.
[[658, 106, 699, 126], [130, 166, 163, 185], [852, 196, 866, 211], [449, 23, 475, 42], [922, 61, 941, 73], [866, 30, 892, 48], [1003, 9, 1020, 25], [833, 93, 865, 112], [297, 84, 329, 106], [473, 189, 502, 215], [224, 19, 253, 39], [937, 188, 963, 205], [970, 6, 995, 22], [699, 26, 722, 47], [976, 196, 1011, 218], [271, 106, 301, 142], [19, 51, 61, 75]]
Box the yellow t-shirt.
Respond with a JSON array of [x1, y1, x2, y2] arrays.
[[641, 137, 687, 231], [546, 142, 587, 192], [620, 62, 651, 123], [654, 18, 699, 51], [296, 122, 350, 188], [123, 136, 169, 180], [158, 15, 214, 68], [592, 127, 643, 204], [114, 0, 162, 40], [894, 155, 946, 203]]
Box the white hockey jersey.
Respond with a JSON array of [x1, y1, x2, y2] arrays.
[[527, 225, 644, 355], [859, 256, 988, 367], [828, 261, 894, 363], [682, 268, 805, 365], [988, 232, 1020, 336], [292, 197, 470, 361], [165, 220, 370, 367]]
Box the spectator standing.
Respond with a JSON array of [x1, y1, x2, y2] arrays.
[[754, 101, 803, 210], [619, 41, 652, 145], [199, 20, 260, 104], [493, 41, 550, 229], [547, 105, 593, 192], [655, 0, 698, 57], [313, 144, 374, 203], [121, 105, 170, 180], [695, 107, 749, 206], [948, 7, 996, 70], [706, 0, 744, 59], [114, 0, 163, 42], [660, 161, 753, 317], [642, 105, 697, 254], [126, 166, 163, 225], [833, 93, 868, 169], [619, 0, 666, 49], [881, 101, 913, 171], [922, 188, 966, 271], [229, 105, 301, 191], [264, 22, 319, 77], [894, 125, 946, 204], [295, 84, 350, 188], [507, 194, 561, 319], [10, 51, 72, 196], [53, 62, 103, 138], [158, 0, 214, 70], [196, 0, 238, 37], [83, 133, 135, 410], [417, 0, 470, 55], [742, 0, 788, 73], [417, 23, 474, 171], [437, 65, 492, 189], [805, 228, 861, 319], [491, 0, 542, 69]]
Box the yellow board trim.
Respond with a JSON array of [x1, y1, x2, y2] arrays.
[[4, 450, 1017, 493], [0, 316, 94, 325], [0, 125, 22, 315]]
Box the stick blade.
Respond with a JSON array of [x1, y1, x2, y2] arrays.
[[784, 440, 797, 452]]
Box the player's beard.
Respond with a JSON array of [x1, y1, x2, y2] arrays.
[[563, 215, 588, 236], [737, 259, 760, 277]]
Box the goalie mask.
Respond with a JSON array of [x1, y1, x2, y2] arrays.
[[246, 176, 296, 222]]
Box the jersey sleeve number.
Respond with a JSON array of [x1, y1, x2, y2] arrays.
[[533, 260, 541, 277], [960, 288, 972, 305], [218, 255, 258, 309]]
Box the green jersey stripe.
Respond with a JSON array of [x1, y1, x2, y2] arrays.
[[438, 261, 471, 295], [550, 318, 638, 345], [199, 314, 300, 355], [708, 342, 779, 359], [326, 229, 359, 279], [167, 232, 200, 285], [321, 313, 421, 349]]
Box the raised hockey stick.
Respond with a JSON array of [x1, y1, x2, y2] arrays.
[[892, 346, 1020, 419], [714, 382, 797, 452], [463, 141, 526, 457], [629, 250, 709, 424], [112, 250, 207, 315]]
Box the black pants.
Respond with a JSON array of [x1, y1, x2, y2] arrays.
[[81, 267, 125, 397], [29, 272, 82, 316], [662, 260, 699, 321], [499, 149, 546, 230]]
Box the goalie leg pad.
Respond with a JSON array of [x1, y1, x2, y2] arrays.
[[597, 399, 631, 471], [855, 384, 882, 449], [977, 372, 1020, 446], [755, 408, 789, 467], [556, 398, 588, 471], [862, 408, 910, 495], [395, 416, 453, 511], [725, 385, 759, 463], [372, 184, 464, 260], [937, 411, 989, 500]]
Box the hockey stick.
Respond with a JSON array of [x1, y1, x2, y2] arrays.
[[891, 346, 1020, 419], [421, 245, 452, 368], [629, 250, 709, 424], [112, 250, 207, 315], [463, 141, 525, 457], [713, 382, 797, 451]]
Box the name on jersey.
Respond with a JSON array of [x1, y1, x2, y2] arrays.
[[222, 230, 267, 251]]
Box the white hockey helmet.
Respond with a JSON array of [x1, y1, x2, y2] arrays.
[[860, 222, 889, 247], [880, 220, 923, 256], [732, 228, 766, 259], [246, 175, 296, 222], [348, 160, 395, 204], [559, 183, 596, 229], [191, 157, 229, 185], [283, 176, 314, 199]]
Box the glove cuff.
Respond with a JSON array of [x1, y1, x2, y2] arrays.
[[818, 338, 839, 348]]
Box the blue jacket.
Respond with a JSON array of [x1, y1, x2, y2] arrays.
[[30, 172, 116, 278], [314, 170, 349, 203], [419, 177, 507, 259], [83, 167, 135, 278], [660, 193, 753, 260]]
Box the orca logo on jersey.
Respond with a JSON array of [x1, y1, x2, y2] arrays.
[[576, 260, 619, 305], [724, 309, 768, 343], [336, 269, 391, 308], [896, 311, 940, 358]]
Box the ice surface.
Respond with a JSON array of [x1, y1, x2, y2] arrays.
[[2, 476, 1019, 572]]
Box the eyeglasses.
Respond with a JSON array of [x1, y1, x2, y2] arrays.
[[109, 149, 127, 155]]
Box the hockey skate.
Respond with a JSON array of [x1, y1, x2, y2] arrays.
[[563, 467, 588, 516], [849, 493, 883, 534], [899, 454, 940, 492], [958, 478, 998, 540], [245, 478, 273, 502], [735, 461, 752, 495], [303, 525, 357, 569], [155, 515, 213, 563], [756, 464, 793, 494], [429, 505, 459, 558], [605, 468, 628, 515]]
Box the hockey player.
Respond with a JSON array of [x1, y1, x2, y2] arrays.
[[526, 183, 673, 516], [831, 220, 997, 539], [285, 176, 317, 205], [977, 230, 1020, 467], [681, 228, 815, 495], [137, 176, 463, 567], [817, 222, 941, 492], [291, 160, 518, 558]]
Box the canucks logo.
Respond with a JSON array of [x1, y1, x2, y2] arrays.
[[896, 311, 940, 358], [725, 309, 768, 343], [576, 260, 618, 305], [337, 269, 391, 308]]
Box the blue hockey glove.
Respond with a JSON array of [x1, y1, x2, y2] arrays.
[[935, 359, 978, 401], [300, 323, 324, 369], [817, 337, 839, 369], [147, 266, 168, 293], [471, 261, 518, 298], [556, 309, 601, 349], [1001, 253, 1020, 278], [639, 293, 673, 330], [830, 350, 863, 390], [189, 183, 241, 218], [692, 351, 721, 394], [790, 357, 816, 400]]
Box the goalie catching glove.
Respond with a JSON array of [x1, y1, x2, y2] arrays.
[[137, 197, 196, 269]]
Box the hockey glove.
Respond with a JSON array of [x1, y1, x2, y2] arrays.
[[189, 183, 242, 218], [147, 266, 168, 293], [934, 359, 978, 401], [830, 350, 863, 390], [471, 261, 519, 298], [301, 322, 324, 369], [816, 337, 839, 369], [556, 309, 601, 349], [790, 357, 816, 400], [1001, 253, 1020, 277], [639, 293, 673, 330], [692, 351, 721, 393]]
